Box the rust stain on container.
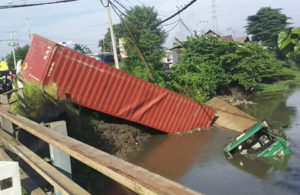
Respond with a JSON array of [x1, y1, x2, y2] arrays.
[[20, 34, 215, 134]]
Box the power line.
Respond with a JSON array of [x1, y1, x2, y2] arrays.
[[99, 0, 109, 8], [110, 1, 125, 16], [0, 0, 78, 9], [180, 20, 193, 34], [154, 0, 197, 27], [112, 0, 128, 12], [161, 19, 180, 27], [110, 2, 155, 83], [165, 22, 179, 33]]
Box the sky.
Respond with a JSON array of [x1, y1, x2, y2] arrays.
[[0, 0, 300, 59]]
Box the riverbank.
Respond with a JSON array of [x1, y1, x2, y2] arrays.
[[256, 71, 300, 95]]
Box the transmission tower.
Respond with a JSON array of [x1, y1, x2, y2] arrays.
[[211, 0, 219, 33]]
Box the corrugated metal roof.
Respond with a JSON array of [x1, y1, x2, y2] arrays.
[[20, 34, 215, 134], [220, 35, 233, 42]]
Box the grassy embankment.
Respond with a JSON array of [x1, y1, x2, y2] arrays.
[[256, 70, 300, 95], [10, 82, 153, 194]]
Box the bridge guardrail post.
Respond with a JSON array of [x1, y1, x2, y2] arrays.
[[0, 161, 21, 195], [45, 121, 72, 195], [0, 117, 14, 135]]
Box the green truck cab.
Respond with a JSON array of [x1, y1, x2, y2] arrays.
[[224, 121, 291, 159]]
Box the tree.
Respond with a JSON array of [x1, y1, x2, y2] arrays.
[[6, 45, 29, 69], [233, 43, 293, 88], [167, 35, 234, 102], [120, 6, 167, 83], [166, 35, 293, 103], [278, 27, 300, 58], [97, 6, 166, 84], [246, 7, 290, 50], [73, 43, 91, 54], [98, 24, 124, 53]]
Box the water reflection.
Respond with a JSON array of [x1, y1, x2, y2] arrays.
[[105, 86, 300, 195], [275, 166, 300, 194], [228, 155, 290, 179], [244, 91, 297, 128], [133, 130, 213, 181]]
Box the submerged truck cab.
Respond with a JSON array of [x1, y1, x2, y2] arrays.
[[224, 121, 291, 158]]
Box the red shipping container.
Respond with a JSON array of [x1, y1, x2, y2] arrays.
[[19, 34, 215, 134]]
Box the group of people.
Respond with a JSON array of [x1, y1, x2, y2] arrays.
[[0, 70, 16, 93]]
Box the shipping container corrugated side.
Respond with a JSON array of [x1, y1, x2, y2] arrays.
[[20, 34, 215, 134]]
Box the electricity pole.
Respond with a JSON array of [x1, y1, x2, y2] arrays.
[[24, 0, 32, 42], [177, 5, 183, 41], [9, 31, 18, 69], [212, 0, 219, 33], [105, 0, 119, 69]]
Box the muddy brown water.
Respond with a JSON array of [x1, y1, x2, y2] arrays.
[[104, 84, 300, 195]]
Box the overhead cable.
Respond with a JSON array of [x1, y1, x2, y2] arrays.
[[154, 0, 197, 27], [166, 22, 179, 33], [110, 1, 125, 16], [0, 0, 78, 9], [112, 0, 128, 12], [110, 2, 155, 83], [161, 19, 180, 27], [180, 20, 193, 34], [99, 0, 109, 8]]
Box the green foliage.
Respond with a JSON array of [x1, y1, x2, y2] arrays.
[[233, 43, 294, 86], [166, 35, 292, 102], [256, 83, 288, 95], [97, 6, 166, 84], [291, 51, 300, 65], [21, 187, 28, 195], [10, 83, 55, 121], [256, 71, 300, 94], [119, 6, 167, 83], [98, 24, 124, 53], [278, 27, 300, 58], [246, 7, 290, 50], [6, 45, 29, 69], [166, 35, 231, 102], [73, 43, 91, 54]]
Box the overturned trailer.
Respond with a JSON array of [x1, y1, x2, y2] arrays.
[[206, 97, 291, 159], [224, 121, 291, 158], [19, 34, 215, 134]]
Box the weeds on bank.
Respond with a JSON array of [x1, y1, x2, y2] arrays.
[[256, 71, 300, 95], [10, 82, 55, 121]]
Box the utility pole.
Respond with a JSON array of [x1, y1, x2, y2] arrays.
[[105, 0, 119, 69], [199, 20, 208, 35], [9, 31, 18, 69], [212, 0, 219, 33], [24, 0, 32, 42], [177, 5, 183, 41]]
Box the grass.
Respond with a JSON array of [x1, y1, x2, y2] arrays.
[[256, 71, 300, 95], [10, 82, 56, 121]]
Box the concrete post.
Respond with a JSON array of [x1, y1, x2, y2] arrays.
[[47, 121, 72, 195], [0, 161, 21, 195]]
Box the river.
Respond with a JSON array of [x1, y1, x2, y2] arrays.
[[104, 84, 300, 195]]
